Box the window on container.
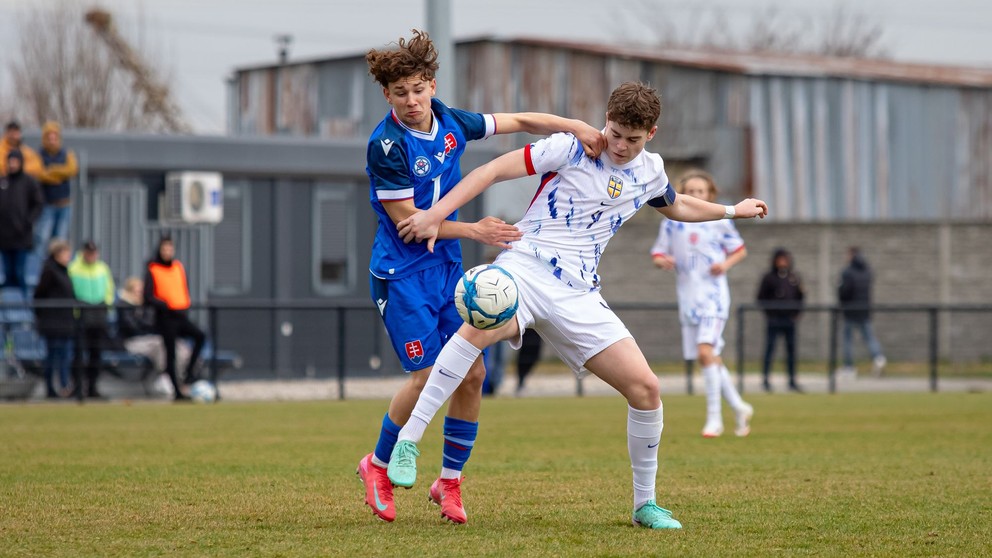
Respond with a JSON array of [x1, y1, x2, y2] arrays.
[[313, 184, 353, 294]]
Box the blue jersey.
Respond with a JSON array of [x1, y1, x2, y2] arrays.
[[367, 98, 496, 279]]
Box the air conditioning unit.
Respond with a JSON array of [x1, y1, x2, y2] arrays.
[[163, 171, 223, 224]]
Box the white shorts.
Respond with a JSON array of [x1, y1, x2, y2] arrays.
[[680, 317, 726, 360], [495, 250, 631, 378]]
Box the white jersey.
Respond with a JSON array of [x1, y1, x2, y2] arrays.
[[515, 133, 673, 291], [651, 218, 744, 324]]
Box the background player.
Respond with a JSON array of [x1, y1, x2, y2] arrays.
[[650, 169, 753, 438], [358, 29, 605, 524], [388, 82, 768, 529]]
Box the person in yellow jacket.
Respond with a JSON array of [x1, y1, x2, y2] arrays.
[[67, 241, 114, 400], [143, 235, 205, 401], [0, 121, 43, 178], [34, 121, 79, 270]]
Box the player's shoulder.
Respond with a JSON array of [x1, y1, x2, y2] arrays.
[[367, 115, 409, 163]]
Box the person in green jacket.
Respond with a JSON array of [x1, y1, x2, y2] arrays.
[[67, 240, 114, 399]]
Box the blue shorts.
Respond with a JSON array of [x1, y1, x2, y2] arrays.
[[370, 262, 466, 373]]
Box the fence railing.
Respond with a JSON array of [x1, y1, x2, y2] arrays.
[[734, 302, 992, 393], [4, 299, 990, 398]]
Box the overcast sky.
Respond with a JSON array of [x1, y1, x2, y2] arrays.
[[1, 0, 990, 133]]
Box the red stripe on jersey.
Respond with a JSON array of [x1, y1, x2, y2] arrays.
[[527, 172, 557, 211], [523, 143, 536, 176], [727, 245, 746, 255]]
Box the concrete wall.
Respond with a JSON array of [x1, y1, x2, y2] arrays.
[[595, 215, 992, 367]]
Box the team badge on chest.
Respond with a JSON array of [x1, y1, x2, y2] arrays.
[[413, 156, 431, 177], [607, 175, 623, 199]]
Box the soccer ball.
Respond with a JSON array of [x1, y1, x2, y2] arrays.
[[189, 380, 217, 404], [454, 264, 519, 330]]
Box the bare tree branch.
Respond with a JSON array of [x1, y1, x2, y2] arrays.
[[5, 1, 181, 131]]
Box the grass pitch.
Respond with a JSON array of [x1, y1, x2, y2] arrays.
[[1, 391, 990, 557]]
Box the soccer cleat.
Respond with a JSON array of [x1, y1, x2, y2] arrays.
[[356, 453, 396, 522], [872, 355, 887, 377], [734, 402, 754, 437], [428, 477, 467, 524], [702, 420, 724, 438], [387, 440, 420, 488], [632, 500, 682, 529]]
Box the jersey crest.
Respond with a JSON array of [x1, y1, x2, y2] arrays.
[[607, 175, 623, 199], [405, 339, 425, 365], [413, 156, 431, 177]]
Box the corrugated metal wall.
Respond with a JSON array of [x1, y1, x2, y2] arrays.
[[230, 40, 992, 222]]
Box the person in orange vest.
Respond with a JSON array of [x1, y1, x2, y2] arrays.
[[143, 235, 205, 401]]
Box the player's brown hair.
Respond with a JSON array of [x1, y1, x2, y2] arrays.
[[676, 169, 718, 200], [366, 29, 439, 88], [606, 82, 662, 131]]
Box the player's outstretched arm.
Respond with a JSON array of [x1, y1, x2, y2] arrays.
[[398, 148, 530, 252], [492, 113, 606, 158], [382, 196, 521, 249], [658, 193, 768, 222]]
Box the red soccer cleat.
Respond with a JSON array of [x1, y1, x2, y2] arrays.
[[428, 477, 467, 524], [357, 453, 396, 522]]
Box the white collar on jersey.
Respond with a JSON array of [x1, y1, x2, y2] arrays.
[[391, 108, 438, 141]]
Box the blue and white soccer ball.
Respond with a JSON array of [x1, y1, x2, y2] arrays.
[[189, 379, 218, 404], [454, 264, 519, 330]]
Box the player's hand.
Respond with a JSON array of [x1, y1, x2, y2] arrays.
[[474, 216, 522, 250], [734, 198, 769, 219], [710, 262, 726, 276], [398, 211, 442, 252], [652, 254, 675, 270], [572, 121, 607, 158]]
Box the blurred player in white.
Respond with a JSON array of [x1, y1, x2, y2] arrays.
[[650, 169, 753, 438], [386, 82, 768, 529]]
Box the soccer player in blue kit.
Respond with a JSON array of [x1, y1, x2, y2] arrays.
[[357, 29, 606, 524]]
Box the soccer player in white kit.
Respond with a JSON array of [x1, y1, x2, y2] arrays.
[[388, 83, 768, 529], [651, 170, 754, 438]]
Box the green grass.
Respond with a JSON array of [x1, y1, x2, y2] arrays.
[[2, 393, 990, 557]]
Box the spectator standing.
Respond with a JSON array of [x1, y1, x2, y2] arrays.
[[35, 122, 78, 264], [143, 235, 205, 401], [68, 241, 114, 399], [756, 248, 805, 393], [33, 240, 76, 399], [838, 247, 886, 377], [117, 276, 192, 395], [0, 121, 43, 178], [0, 149, 44, 297]]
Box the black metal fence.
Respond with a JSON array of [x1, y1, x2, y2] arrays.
[[4, 299, 991, 399]]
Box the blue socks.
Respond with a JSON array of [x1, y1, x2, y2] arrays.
[[373, 412, 402, 467], [441, 416, 478, 478]]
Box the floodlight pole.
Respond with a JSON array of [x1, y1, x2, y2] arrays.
[[426, 0, 454, 104]]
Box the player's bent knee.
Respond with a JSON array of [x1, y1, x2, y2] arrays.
[[625, 374, 660, 409]]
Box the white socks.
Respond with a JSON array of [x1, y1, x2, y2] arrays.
[[702, 364, 723, 425], [628, 404, 663, 509], [719, 365, 747, 410], [398, 334, 482, 444]]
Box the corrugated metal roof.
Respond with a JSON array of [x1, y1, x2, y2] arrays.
[[233, 35, 992, 88]]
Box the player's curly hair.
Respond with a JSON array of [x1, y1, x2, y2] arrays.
[[606, 82, 662, 131], [676, 169, 719, 200], [366, 29, 439, 88]]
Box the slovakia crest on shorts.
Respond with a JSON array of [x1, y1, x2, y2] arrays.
[[405, 340, 425, 365], [413, 156, 431, 177], [607, 175, 623, 198]]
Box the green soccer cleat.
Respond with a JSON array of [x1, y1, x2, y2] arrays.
[[387, 440, 420, 488], [632, 500, 683, 530]]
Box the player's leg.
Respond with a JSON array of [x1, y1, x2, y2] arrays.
[[359, 271, 446, 522], [701, 317, 752, 436], [583, 338, 681, 530], [695, 325, 723, 437]]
